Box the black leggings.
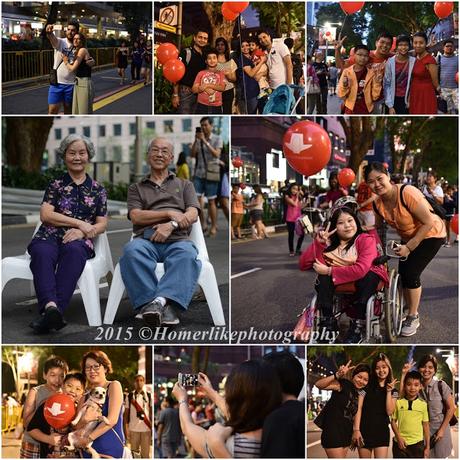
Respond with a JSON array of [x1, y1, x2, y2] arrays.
[[222, 88, 234, 114], [398, 238, 444, 289], [315, 271, 381, 319], [286, 221, 304, 253]]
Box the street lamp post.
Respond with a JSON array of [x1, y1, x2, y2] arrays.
[[320, 22, 342, 61], [436, 348, 458, 399]]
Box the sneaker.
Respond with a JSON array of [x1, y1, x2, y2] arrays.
[[444, 242, 451, 248], [343, 320, 364, 343], [401, 314, 420, 337], [141, 299, 165, 327], [257, 87, 272, 100], [162, 305, 180, 325]]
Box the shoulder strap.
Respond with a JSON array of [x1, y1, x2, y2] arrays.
[[372, 200, 383, 219], [438, 380, 447, 401], [399, 184, 410, 212]]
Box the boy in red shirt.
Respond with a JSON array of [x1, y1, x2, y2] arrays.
[[192, 48, 226, 114]]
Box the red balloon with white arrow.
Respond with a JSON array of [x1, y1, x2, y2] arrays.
[[44, 393, 76, 429], [283, 121, 331, 177]]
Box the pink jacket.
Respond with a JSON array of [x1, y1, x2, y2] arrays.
[[299, 233, 389, 286]]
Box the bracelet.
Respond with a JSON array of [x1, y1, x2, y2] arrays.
[[172, 94, 179, 97]]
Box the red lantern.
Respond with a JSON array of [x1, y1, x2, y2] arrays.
[[451, 214, 459, 234], [163, 59, 185, 83], [283, 121, 331, 177], [222, 3, 239, 21], [44, 394, 76, 430], [239, 183, 246, 190], [338, 168, 356, 187], [156, 43, 179, 65], [434, 1, 454, 19], [232, 156, 244, 168], [325, 31, 331, 37], [339, 1, 365, 15], [226, 1, 249, 14]]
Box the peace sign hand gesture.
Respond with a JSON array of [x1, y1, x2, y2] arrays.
[[386, 378, 399, 392], [402, 359, 416, 375], [317, 222, 337, 245], [336, 360, 355, 379], [334, 34, 347, 50]]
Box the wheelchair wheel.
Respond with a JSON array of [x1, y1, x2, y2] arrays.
[[384, 269, 404, 342]]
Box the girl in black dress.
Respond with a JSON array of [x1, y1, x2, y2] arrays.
[[315, 361, 370, 458], [353, 353, 398, 458]]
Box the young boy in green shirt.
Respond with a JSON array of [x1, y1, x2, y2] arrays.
[[391, 370, 430, 458]]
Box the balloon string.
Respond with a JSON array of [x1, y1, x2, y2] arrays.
[[237, 14, 249, 114], [338, 14, 348, 40]]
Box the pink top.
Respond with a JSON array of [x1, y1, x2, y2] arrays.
[[299, 233, 389, 286], [194, 70, 224, 107], [285, 196, 302, 222]]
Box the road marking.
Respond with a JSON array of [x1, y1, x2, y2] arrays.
[[93, 83, 146, 111], [231, 268, 262, 279], [16, 282, 109, 305], [107, 228, 133, 235], [307, 440, 321, 448]]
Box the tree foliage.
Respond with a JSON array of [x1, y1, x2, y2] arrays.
[[113, 3, 152, 39], [252, 2, 305, 37], [5, 118, 54, 172], [202, 3, 237, 46]]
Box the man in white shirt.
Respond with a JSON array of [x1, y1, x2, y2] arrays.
[[124, 375, 152, 459], [258, 29, 293, 90], [45, 20, 80, 114], [422, 171, 444, 205]]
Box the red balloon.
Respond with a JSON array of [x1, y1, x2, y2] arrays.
[[156, 43, 179, 65], [232, 156, 244, 168], [163, 59, 185, 84], [383, 162, 389, 169], [44, 394, 76, 429], [456, 72, 458, 84], [239, 183, 246, 190], [222, 3, 239, 21], [339, 1, 365, 14], [283, 121, 331, 177], [451, 214, 459, 234], [434, 1, 453, 19], [338, 168, 356, 187], [226, 1, 249, 14]]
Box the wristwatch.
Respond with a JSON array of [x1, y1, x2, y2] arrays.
[[170, 220, 179, 230]]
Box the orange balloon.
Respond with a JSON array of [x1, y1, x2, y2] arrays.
[[163, 59, 185, 83], [44, 394, 76, 429], [451, 214, 458, 234], [156, 42, 179, 65], [338, 168, 356, 187], [226, 1, 249, 14], [434, 1, 454, 19], [339, 1, 365, 14], [232, 156, 244, 168], [222, 3, 239, 21], [283, 121, 331, 177]]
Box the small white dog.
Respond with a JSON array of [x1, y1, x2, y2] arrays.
[[65, 386, 110, 458]]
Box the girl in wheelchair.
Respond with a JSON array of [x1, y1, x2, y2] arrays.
[[300, 206, 389, 343]]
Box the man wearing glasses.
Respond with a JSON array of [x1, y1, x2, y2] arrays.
[[120, 137, 201, 327], [437, 40, 458, 114]]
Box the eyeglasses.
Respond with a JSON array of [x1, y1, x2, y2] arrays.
[[85, 363, 101, 372], [149, 148, 170, 157]]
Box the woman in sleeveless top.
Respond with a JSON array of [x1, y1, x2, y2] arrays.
[[116, 41, 129, 85], [172, 360, 282, 458], [215, 37, 237, 114], [76, 350, 125, 458], [62, 33, 94, 114]]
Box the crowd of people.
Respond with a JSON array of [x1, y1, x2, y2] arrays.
[[46, 18, 152, 115], [311, 352, 456, 459], [171, 28, 304, 115], [154, 350, 305, 458], [307, 32, 458, 114], [14, 352, 152, 458]]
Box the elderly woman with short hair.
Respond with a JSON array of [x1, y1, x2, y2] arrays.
[[28, 134, 108, 334]]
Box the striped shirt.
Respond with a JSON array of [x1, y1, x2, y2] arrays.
[[206, 432, 261, 458], [438, 54, 458, 89]]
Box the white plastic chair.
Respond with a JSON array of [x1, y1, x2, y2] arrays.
[[103, 222, 226, 326], [1, 222, 114, 326]]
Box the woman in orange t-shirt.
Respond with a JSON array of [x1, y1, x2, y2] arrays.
[[231, 184, 244, 239], [364, 162, 445, 338]]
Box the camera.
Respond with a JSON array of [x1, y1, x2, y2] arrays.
[[178, 373, 198, 387], [195, 127, 202, 133], [136, 411, 145, 420]]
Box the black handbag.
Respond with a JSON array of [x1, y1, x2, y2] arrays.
[[49, 59, 64, 86]]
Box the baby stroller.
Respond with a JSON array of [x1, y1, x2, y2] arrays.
[[262, 84, 305, 115]]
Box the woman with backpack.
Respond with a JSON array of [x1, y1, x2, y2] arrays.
[[364, 162, 446, 338], [400, 354, 456, 458]]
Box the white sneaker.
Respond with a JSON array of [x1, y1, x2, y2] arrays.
[[401, 314, 420, 336]]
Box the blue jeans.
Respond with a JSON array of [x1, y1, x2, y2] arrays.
[[119, 238, 201, 309], [178, 85, 197, 114]]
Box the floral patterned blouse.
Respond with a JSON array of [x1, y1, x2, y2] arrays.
[[31, 173, 107, 256]]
